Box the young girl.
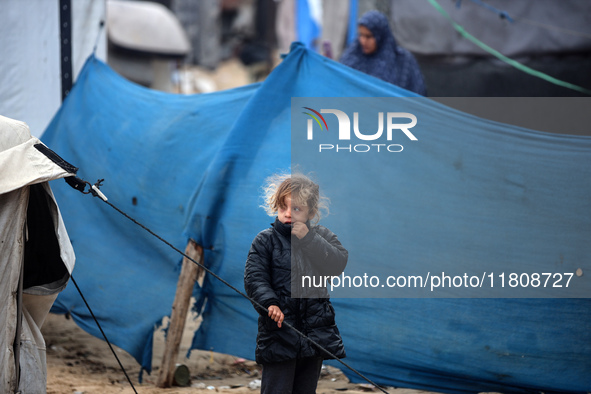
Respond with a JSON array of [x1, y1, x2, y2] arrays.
[[244, 173, 348, 393]]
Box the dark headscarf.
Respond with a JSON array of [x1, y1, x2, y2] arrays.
[[340, 10, 427, 95]]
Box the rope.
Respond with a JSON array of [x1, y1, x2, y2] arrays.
[[92, 20, 105, 56], [466, 0, 513, 22], [70, 275, 139, 394], [427, 0, 591, 96], [74, 178, 391, 393], [92, 0, 105, 57]]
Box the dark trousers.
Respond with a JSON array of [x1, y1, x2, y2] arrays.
[[261, 357, 324, 394]]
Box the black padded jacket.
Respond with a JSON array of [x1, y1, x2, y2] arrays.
[[244, 218, 348, 365]]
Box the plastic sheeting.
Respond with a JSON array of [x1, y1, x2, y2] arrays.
[[42, 44, 590, 393], [0, 0, 106, 138], [42, 56, 260, 372]]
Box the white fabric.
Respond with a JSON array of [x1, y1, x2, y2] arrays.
[[0, 0, 60, 139], [0, 115, 75, 393], [0, 0, 106, 138], [0, 188, 28, 393], [0, 136, 72, 195], [18, 294, 58, 394], [72, 0, 108, 81]]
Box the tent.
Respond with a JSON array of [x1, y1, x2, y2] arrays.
[[389, 0, 591, 96], [41, 43, 590, 393], [0, 115, 76, 393], [0, 0, 106, 138]]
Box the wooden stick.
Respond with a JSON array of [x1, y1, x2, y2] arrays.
[[156, 239, 203, 387]]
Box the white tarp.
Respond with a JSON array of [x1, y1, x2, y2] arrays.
[[0, 115, 75, 393], [0, 0, 106, 138]]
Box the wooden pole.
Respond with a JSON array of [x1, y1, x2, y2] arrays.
[[156, 239, 203, 388]]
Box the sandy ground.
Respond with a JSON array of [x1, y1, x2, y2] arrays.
[[41, 312, 439, 394]]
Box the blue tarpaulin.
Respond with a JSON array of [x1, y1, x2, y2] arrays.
[[42, 43, 590, 393]]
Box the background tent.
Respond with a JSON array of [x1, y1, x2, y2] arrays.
[[0, 0, 106, 138], [0, 115, 76, 393], [388, 0, 591, 96], [42, 43, 590, 393]]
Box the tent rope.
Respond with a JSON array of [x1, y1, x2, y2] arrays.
[[71, 177, 391, 393], [69, 275, 139, 394], [427, 0, 591, 96], [462, 0, 513, 22], [92, 20, 105, 55]]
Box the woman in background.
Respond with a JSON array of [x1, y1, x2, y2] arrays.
[[340, 10, 427, 95]]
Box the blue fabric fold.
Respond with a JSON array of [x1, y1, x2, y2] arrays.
[[42, 44, 590, 393]]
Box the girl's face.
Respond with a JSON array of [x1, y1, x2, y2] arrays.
[[278, 196, 313, 224], [358, 25, 377, 55]]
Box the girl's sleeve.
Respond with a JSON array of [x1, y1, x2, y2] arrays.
[[298, 226, 348, 277], [244, 232, 279, 315]]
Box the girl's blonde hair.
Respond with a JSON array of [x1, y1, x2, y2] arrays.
[[262, 172, 329, 224]]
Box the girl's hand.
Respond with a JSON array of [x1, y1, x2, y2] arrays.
[[268, 305, 284, 328], [292, 221, 309, 239]]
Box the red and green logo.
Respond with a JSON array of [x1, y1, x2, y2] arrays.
[[302, 107, 328, 131]]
